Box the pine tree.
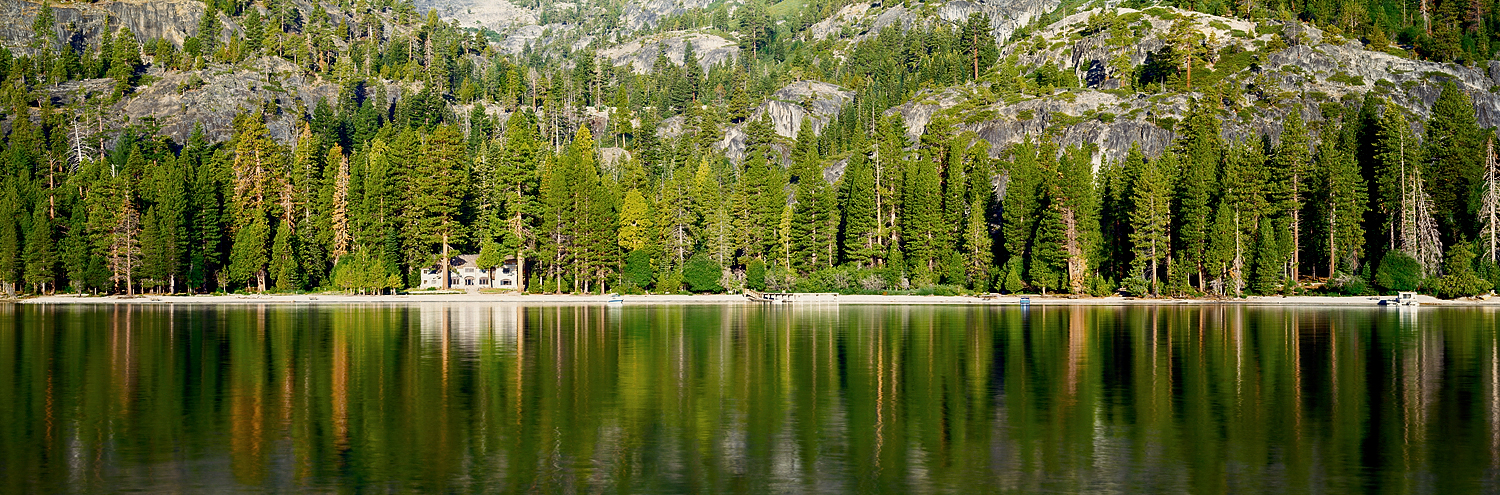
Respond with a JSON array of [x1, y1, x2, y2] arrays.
[[146, 155, 188, 292], [1272, 110, 1311, 288], [962, 150, 995, 291], [1314, 143, 1368, 277], [23, 207, 55, 293], [269, 217, 303, 291], [839, 152, 879, 268], [140, 205, 166, 291], [1001, 139, 1043, 288], [792, 180, 837, 272], [406, 123, 467, 287], [957, 13, 999, 80], [494, 112, 541, 291], [185, 126, 222, 292], [659, 166, 695, 268], [1424, 81, 1483, 241], [109, 192, 142, 295], [1131, 156, 1172, 296], [1480, 137, 1499, 264], [1377, 105, 1444, 275], [230, 113, 280, 291], [1098, 145, 1145, 282], [568, 127, 617, 292], [108, 27, 142, 95], [329, 143, 351, 262], [1173, 99, 1221, 292], [0, 190, 19, 295], [618, 188, 654, 252], [690, 157, 732, 265], [873, 118, 907, 267], [902, 156, 942, 285]]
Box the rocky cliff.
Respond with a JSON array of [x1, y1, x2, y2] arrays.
[[888, 7, 1500, 167], [0, 0, 241, 54], [598, 30, 737, 73], [717, 80, 854, 163]]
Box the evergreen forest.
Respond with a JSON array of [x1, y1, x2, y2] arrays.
[[1, 0, 1499, 298]]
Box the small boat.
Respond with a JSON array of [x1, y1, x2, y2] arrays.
[[1379, 292, 1420, 306], [607, 293, 624, 304], [1019, 297, 1031, 306]]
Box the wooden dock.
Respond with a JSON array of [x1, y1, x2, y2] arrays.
[[744, 290, 839, 303]]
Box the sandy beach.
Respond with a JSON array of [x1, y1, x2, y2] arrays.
[[12, 292, 1498, 306]]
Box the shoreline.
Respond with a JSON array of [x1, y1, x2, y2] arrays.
[[10, 292, 1499, 306]]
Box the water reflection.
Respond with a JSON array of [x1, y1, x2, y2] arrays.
[[1, 303, 1498, 492]]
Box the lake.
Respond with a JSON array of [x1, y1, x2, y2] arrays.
[[1, 303, 1497, 493]]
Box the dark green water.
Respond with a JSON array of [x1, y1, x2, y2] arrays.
[[2, 303, 1498, 493]]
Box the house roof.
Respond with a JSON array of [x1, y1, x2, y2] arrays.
[[426, 254, 516, 271]]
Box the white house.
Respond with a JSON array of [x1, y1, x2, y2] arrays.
[[418, 255, 520, 290]]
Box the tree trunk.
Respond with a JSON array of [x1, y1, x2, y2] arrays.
[[1329, 199, 1337, 278], [1291, 182, 1301, 289]]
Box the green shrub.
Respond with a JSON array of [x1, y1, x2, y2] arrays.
[[1480, 259, 1500, 292], [746, 259, 767, 291], [1327, 71, 1365, 86], [1001, 259, 1025, 293], [1429, 243, 1494, 299], [1088, 274, 1115, 297], [1122, 275, 1150, 297], [1374, 251, 1423, 292], [683, 254, 723, 293], [1429, 274, 1491, 299], [656, 270, 684, 293], [623, 248, 655, 289], [1327, 272, 1371, 296]]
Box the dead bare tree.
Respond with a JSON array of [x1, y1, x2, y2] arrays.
[[1480, 138, 1499, 263]]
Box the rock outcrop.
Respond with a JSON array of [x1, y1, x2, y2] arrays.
[[716, 81, 853, 163], [758, 81, 854, 139], [58, 56, 341, 144], [807, 0, 1060, 46], [619, 0, 716, 34], [415, 0, 538, 30], [888, 7, 1500, 168], [598, 30, 738, 73], [0, 0, 240, 54]]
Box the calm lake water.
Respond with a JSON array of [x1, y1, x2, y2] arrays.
[[2, 303, 1499, 493]]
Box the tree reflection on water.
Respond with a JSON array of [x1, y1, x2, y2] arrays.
[[0, 303, 1496, 493]]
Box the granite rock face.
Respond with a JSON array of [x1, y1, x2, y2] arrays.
[[0, 0, 242, 54], [619, 0, 717, 34], [54, 56, 341, 145], [415, 0, 538, 30], [807, 0, 1060, 47], [887, 7, 1500, 169], [758, 81, 855, 139], [715, 81, 853, 163], [598, 30, 738, 73]]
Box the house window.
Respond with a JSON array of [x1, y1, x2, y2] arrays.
[[501, 280, 512, 286], [479, 278, 488, 285], [465, 278, 475, 286], [463, 268, 474, 273], [502, 267, 512, 274]]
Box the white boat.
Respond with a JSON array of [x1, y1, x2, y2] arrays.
[[607, 293, 624, 304], [1380, 292, 1420, 306]]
